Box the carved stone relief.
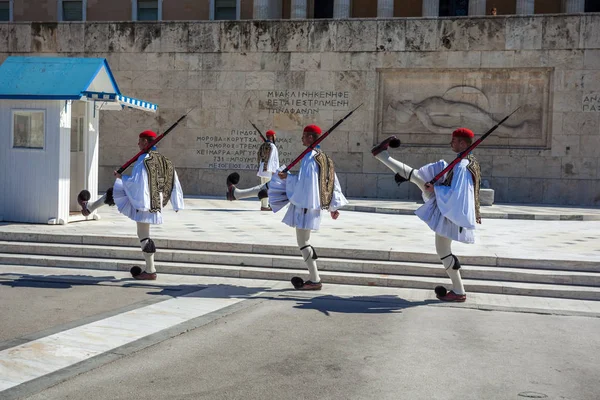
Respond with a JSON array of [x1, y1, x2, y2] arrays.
[[377, 68, 551, 148]]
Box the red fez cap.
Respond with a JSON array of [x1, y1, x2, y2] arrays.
[[139, 130, 157, 140], [266, 130, 276, 137], [452, 128, 474, 139], [303, 124, 322, 135]]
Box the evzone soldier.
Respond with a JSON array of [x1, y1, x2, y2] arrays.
[[256, 130, 280, 211], [226, 129, 279, 206], [371, 128, 482, 302], [269, 124, 348, 290], [77, 130, 184, 280]]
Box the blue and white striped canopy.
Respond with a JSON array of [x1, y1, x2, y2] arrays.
[[117, 95, 158, 112], [82, 91, 158, 113]]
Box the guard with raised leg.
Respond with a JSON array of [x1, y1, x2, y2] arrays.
[[372, 129, 477, 302], [372, 108, 519, 301], [226, 127, 279, 211], [78, 129, 184, 281]]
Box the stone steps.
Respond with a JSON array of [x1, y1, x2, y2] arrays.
[[0, 253, 599, 301], [0, 233, 598, 272], [0, 241, 599, 287], [1, 232, 599, 301], [1, 243, 600, 300]]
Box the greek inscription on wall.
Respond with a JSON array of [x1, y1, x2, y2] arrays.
[[193, 92, 350, 170], [197, 129, 294, 171], [260, 90, 351, 114], [582, 94, 600, 112]]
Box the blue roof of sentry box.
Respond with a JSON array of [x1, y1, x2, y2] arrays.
[[0, 57, 158, 112], [0, 57, 120, 99]]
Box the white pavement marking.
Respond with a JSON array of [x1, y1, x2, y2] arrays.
[[0, 285, 257, 392]]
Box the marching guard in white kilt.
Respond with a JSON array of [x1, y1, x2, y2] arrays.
[[226, 129, 279, 209], [78, 130, 184, 280], [372, 128, 482, 302], [256, 130, 280, 211], [268, 124, 348, 290]]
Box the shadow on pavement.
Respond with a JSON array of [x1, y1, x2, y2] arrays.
[[0, 273, 273, 299], [148, 283, 271, 299], [293, 294, 437, 315], [0, 273, 201, 297], [256, 293, 438, 315], [0, 273, 438, 315], [0, 273, 121, 287]]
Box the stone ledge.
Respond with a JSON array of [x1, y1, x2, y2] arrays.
[[340, 199, 600, 221], [480, 188, 494, 206]]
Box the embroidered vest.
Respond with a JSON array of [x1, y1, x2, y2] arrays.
[[314, 150, 336, 210], [143, 151, 175, 213], [442, 154, 482, 224], [257, 142, 273, 171]]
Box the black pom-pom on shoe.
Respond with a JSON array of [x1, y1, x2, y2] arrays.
[[226, 173, 239, 201], [388, 137, 401, 148], [77, 190, 91, 216], [434, 286, 447, 297], [130, 266, 143, 277], [291, 276, 304, 289], [227, 173, 240, 186], [371, 136, 402, 156], [77, 190, 91, 204]]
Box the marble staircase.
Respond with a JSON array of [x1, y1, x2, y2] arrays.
[[0, 232, 599, 301]]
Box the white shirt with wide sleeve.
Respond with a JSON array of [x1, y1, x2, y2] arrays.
[[282, 150, 348, 230], [414, 158, 476, 243], [257, 142, 280, 178], [112, 153, 184, 224]]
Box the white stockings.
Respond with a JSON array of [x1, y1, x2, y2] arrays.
[[374, 150, 427, 192], [233, 183, 267, 200], [260, 177, 271, 208], [435, 234, 465, 295], [87, 194, 107, 213], [137, 222, 156, 274], [296, 228, 320, 283]]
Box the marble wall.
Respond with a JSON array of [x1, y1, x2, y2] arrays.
[[1, 15, 599, 205]]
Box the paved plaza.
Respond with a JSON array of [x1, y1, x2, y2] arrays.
[[0, 197, 599, 399]]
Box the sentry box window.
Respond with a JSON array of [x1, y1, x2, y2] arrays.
[[12, 110, 45, 150]]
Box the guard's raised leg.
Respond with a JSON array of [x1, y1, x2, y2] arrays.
[[78, 188, 115, 216], [371, 136, 428, 192], [226, 173, 268, 201]]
